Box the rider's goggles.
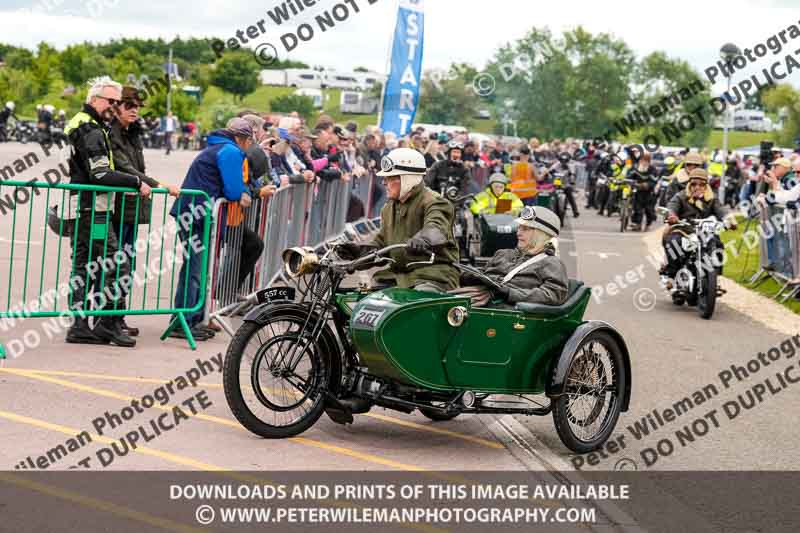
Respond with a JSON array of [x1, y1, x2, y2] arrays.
[[380, 156, 425, 175], [519, 206, 559, 235]]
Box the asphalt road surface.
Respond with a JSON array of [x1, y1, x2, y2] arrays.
[[0, 142, 798, 530]]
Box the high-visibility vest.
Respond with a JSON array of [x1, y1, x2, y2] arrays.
[[470, 189, 524, 215], [509, 162, 538, 199]]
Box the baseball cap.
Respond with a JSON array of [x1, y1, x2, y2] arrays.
[[226, 117, 255, 140]]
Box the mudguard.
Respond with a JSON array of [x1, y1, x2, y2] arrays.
[[545, 320, 632, 411], [242, 302, 344, 394]]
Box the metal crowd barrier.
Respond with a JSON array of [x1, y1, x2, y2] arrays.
[[204, 179, 362, 335], [0, 180, 212, 355], [748, 202, 800, 302]]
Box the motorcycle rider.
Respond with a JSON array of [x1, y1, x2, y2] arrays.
[[339, 147, 460, 292], [470, 173, 523, 215], [667, 152, 704, 201], [39, 104, 55, 145], [542, 152, 579, 218], [628, 151, 657, 231], [450, 206, 569, 308], [0, 101, 16, 142], [425, 140, 470, 194], [660, 168, 735, 285]]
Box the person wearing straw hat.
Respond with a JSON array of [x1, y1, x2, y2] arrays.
[[449, 206, 568, 308]]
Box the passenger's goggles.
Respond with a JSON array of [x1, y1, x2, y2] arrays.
[[519, 206, 559, 235]]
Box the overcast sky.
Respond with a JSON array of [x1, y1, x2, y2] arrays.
[[1, 0, 797, 92]]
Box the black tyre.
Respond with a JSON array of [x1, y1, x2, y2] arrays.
[[553, 331, 626, 453], [619, 202, 629, 232], [419, 408, 460, 422], [698, 269, 717, 319], [223, 315, 328, 438]]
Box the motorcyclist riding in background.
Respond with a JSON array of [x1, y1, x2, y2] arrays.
[[667, 151, 705, 201], [470, 173, 524, 215], [0, 101, 16, 141], [660, 168, 735, 284], [628, 149, 657, 231], [543, 152, 580, 218], [425, 140, 471, 195]]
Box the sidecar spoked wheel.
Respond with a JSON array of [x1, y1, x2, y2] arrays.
[[224, 319, 327, 438], [553, 331, 625, 453]]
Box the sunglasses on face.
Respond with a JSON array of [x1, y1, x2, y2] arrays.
[[121, 101, 141, 110], [98, 96, 121, 106]]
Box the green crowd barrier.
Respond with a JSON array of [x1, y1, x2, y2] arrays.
[[0, 180, 212, 355]]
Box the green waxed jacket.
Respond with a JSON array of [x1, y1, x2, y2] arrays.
[[371, 183, 460, 290]]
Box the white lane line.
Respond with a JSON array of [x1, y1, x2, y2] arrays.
[[488, 415, 643, 531]]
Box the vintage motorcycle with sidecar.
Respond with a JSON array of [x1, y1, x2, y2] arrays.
[[223, 243, 632, 453]]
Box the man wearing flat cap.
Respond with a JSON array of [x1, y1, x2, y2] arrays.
[[450, 206, 569, 308], [109, 86, 181, 338]]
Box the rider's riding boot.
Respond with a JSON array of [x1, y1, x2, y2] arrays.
[[94, 316, 137, 348], [66, 317, 110, 345]]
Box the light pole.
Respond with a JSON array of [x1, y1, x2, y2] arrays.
[[719, 42, 741, 205]]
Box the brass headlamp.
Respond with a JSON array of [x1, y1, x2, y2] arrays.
[[282, 247, 319, 277]]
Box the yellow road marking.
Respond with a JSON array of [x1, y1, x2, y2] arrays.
[[0, 411, 443, 533], [1, 368, 426, 472], [0, 472, 204, 533], [12, 368, 503, 450], [15, 368, 222, 388]]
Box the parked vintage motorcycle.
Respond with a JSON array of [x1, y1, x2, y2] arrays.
[[223, 243, 632, 453], [657, 207, 727, 319]]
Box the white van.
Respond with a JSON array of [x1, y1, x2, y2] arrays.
[[286, 69, 323, 89], [323, 73, 362, 91]]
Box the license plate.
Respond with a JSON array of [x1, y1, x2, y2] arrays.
[[454, 223, 463, 237], [497, 225, 513, 234], [255, 287, 296, 304]]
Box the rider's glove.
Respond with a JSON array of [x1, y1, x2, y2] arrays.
[[407, 227, 447, 255], [407, 234, 432, 255]]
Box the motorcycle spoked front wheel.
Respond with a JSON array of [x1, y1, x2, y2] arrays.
[[553, 331, 625, 453], [224, 316, 328, 438]]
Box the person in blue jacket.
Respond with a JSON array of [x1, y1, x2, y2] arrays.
[[168, 118, 254, 341]]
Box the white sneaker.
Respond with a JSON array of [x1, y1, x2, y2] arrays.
[[659, 275, 674, 291]]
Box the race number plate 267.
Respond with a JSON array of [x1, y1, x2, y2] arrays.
[[352, 307, 386, 329]]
